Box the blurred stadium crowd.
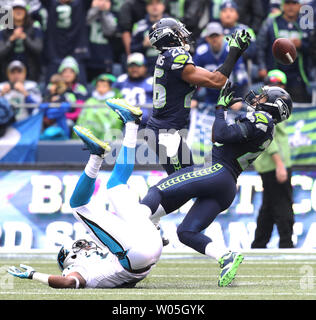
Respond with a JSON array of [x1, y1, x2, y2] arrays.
[[0, 0, 315, 141]]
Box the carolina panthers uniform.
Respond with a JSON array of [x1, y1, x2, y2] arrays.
[[62, 247, 152, 288], [146, 47, 196, 174], [142, 108, 275, 254]]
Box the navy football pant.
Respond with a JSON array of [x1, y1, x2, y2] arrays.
[[141, 163, 237, 254]]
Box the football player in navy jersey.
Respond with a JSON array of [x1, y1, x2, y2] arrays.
[[145, 17, 251, 175], [102, 81, 292, 286], [141, 83, 292, 286]]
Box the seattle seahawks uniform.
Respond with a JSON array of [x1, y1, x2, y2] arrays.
[[147, 47, 196, 130], [146, 47, 196, 174], [142, 108, 275, 254], [212, 110, 275, 180]]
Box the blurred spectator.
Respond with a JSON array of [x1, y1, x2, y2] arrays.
[[58, 56, 89, 127], [308, 0, 316, 72], [40, 74, 70, 140], [0, 97, 16, 138], [86, 0, 117, 82], [165, 0, 210, 40], [256, 0, 311, 103], [252, 69, 294, 248], [113, 53, 153, 128], [0, 60, 42, 121], [74, 74, 123, 140], [118, 0, 147, 56], [41, 0, 92, 85], [267, 0, 283, 16], [110, 0, 125, 17], [209, 0, 265, 35], [0, 0, 43, 82], [193, 22, 248, 104], [43, 74, 67, 103], [131, 0, 167, 75], [233, 0, 265, 34], [218, 1, 257, 61], [27, 0, 48, 31]]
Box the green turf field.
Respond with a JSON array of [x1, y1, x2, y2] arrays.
[[0, 252, 315, 300]]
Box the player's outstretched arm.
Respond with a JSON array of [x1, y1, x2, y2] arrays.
[[217, 29, 251, 78], [182, 64, 227, 89], [182, 30, 251, 89], [7, 264, 86, 289]]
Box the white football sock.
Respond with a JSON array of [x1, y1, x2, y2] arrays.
[[149, 205, 167, 226], [204, 242, 228, 261], [84, 154, 103, 179], [107, 184, 151, 222], [123, 122, 139, 148]]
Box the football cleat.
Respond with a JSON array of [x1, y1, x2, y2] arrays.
[[73, 125, 111, 158], [105, 98, 142, 124], [218, 251, 244, 287]]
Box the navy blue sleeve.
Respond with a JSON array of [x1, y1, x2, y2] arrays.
[[164, 49, 195, 79], [212, 107, 255, 144]]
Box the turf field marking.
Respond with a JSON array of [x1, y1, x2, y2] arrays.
[[1, 291, 316, 297], [150, 274, 316, 278], [158, 260, 316, 265]]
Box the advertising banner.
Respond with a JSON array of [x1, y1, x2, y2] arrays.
[[0, 169, 316, 252]]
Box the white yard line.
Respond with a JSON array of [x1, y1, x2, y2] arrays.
[[0, 291, 315, 297]]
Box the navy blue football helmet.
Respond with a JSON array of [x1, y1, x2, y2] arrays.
[[245, 86, 292, 123], [149, 17, 192, 52]]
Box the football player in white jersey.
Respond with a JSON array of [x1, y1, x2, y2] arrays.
[[7, 101, 163, 289]]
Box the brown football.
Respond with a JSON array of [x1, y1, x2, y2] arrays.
[[272, 38, 297, 65]]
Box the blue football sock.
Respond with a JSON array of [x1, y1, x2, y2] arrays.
[[70, 172, 96, 208]]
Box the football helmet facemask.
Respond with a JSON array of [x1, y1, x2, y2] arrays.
[[244, 86, 292, 123], [57, 239, 101, 271], [149, 17, 193, 52]]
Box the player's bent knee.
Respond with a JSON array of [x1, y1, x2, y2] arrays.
[[177, 226, 194, 246]]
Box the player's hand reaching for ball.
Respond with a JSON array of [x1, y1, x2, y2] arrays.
[[217, 81, 242, 110], [227, 29, 251, 53]]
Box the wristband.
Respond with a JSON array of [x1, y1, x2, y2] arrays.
[[32, 272, 50, 285], [68, 276, 80, 289]]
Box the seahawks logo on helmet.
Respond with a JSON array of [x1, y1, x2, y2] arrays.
[[149, 17, 192, 52], [245, 86, 292, 124], [275, 98, 290, 122]]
